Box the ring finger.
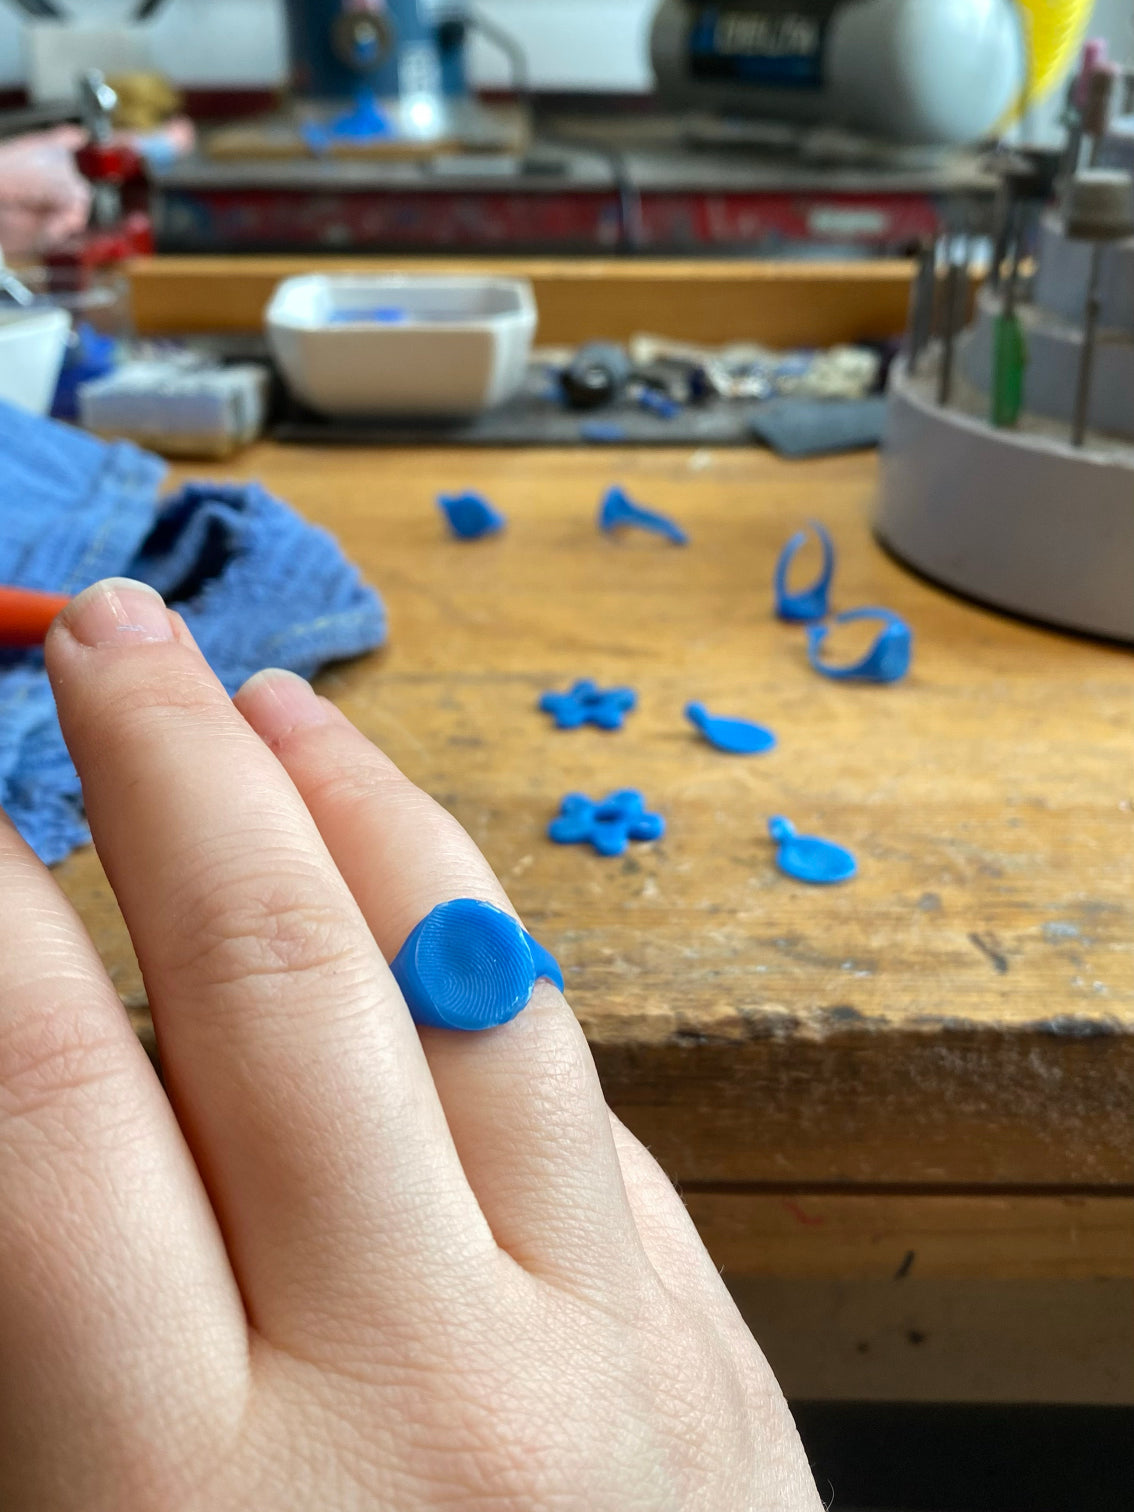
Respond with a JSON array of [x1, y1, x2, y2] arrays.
[[235, 668, 646, 1297]]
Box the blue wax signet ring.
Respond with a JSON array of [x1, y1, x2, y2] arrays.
[[390, 899, 563, 1031], [807, 607, 912, 683], [774, 520, 834, 622]]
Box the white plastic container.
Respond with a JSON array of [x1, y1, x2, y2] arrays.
[[0, 305, 69, 416], [266, 274, 537, 419]]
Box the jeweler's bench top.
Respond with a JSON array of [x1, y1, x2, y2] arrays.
[[55, 444, 1134, 1189]]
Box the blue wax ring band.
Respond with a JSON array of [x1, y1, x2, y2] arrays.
[[807, 607, 912, 684], [390, 898, 563, 1032], [774, 520, 835, 622]]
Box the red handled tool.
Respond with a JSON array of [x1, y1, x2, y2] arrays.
[[0, 587, 71, 647]]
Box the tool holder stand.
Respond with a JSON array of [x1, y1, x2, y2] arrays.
[[875, 114, 1134, 643]]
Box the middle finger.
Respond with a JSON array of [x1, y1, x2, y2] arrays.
[[46, 581, 493, 1349]]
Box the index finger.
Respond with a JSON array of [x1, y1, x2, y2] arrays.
[[0, 814, 247, 1505]]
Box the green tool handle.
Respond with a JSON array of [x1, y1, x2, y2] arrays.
[[991, 313, 1026, 428]]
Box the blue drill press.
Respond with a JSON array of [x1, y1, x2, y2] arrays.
[[282, 0, 474, 145]]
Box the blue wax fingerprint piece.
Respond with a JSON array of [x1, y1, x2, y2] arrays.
[[774, 520, 835, 622], [539, 678, 637, 731], [598, 485, 689, 545], [768, 815, 856, 885], [581, 420, 627, 444], [807, 607, 912, 684], [685, 701, 776, 754], [438, 491, 506, 540], [549, 788, 665, 857], [390, 898, 563, 1032]]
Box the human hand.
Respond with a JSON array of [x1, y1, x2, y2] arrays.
[[0, 127, 90, 258], [0, 579, 821, 1511]]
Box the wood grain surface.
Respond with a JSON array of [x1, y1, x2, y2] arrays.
[[684, 1192, 1134, 1280], [52, 443, 1134, 1190], [126, 255, 917, 347]]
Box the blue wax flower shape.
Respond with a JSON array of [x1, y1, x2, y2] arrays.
[[549, 789, 665, 857], [685, 701, 776, 754], [807, 607, 912, 684], [539, 678, 637, 731], [774, 520, 835, 622], [598, 485, 689, 545], [769, 815, 856, 885], [438, 491, 506, 540], [390, 898, 563, 1032]]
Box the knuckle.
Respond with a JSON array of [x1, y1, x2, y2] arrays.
[[0, 1008, 132, 1128], [90, 650, 223, 734], [300, 747, 411, 818], [164, 858, 365, 1001]]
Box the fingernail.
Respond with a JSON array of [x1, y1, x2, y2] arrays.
[[63, 578, 174, 649], [236, 668, 332, 744]]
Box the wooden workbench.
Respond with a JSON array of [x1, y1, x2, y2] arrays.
[[53, 441, 1134, 1285]]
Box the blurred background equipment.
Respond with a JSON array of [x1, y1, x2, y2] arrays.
[[0, 0, 1117, 256], [651, 0, 1027, 146], [878, 40, 1134, 642]]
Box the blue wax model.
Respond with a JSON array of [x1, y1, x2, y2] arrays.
[[685, 701, 776, 754], [329, 306, 408, 324], [539, 679, 637, 731], [636, 387, 681, 420], [438, 491, 506, 540], [769, 815, 856, 884], [774, 520, 835, 622], [301, 90, 394, 154], [598, 485, 689, 545], [807, 607, 912, 684], [390, 898, 562, 1031], [549, 789, 665, 857], [581, 421, 628, 444]]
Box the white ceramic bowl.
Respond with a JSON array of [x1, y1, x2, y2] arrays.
[[0, 305, 69, 416], [266, 273, 537, 419]]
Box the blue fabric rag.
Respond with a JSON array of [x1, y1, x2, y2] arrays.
[[0, 400, 387, 866]]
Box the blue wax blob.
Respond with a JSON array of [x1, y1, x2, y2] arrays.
[[438, 491, 506, 540], [774, 520, 835, 622], [329, 306, 408, 324], [768, 815, 856, 884], [302, 91, 394, 153], [598, 485, 689, 545], [539, 679, 637, 731], [637, 387, 681, 419], [390, 898, 563, 1031], [807, 607, 912, 684], [685, 701, 776, 754]]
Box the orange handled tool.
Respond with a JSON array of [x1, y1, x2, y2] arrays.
[[0, 586, 71, 647]]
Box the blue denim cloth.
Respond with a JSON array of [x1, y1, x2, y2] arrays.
[[0, 400, 387, 865]]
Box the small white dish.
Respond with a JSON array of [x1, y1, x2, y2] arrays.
[[0, 305, 69, 416], [266, 273, 537, 419]]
